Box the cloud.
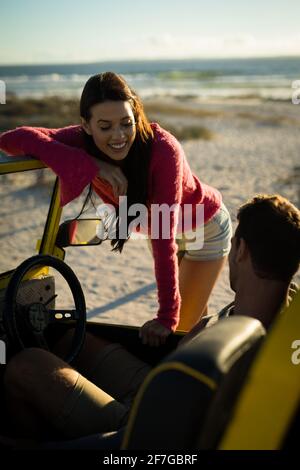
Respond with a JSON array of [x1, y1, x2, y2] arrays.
[[116, 33, 300, 59], [2, 33, 300, 64]]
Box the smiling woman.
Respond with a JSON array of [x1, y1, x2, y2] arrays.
[[81, 101, 136, 161], [0, 71, 231, 346], [78, 73, 154, 255]]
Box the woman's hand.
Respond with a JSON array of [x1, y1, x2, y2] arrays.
[[139, 319, 172, 347], [93, 158, 128, 198]]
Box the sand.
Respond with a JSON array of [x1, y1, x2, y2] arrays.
[[0, 97, 299, 327]]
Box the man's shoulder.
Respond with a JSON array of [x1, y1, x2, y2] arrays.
[[201, 302, 234, 328], [178, 302, 235, 347]]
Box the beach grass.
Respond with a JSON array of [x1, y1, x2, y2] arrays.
[[237, 112, 300, 127], [0, 95, 79, 130], [144, 101, 222, 118], [156, 122, 215, 140], [1, 94, 298, 142], [0, 95, 215, 141]]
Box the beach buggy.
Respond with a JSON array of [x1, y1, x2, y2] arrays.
[[0, 152, 299, 450]]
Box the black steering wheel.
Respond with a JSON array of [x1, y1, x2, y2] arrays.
[[3, 255, 86, 364]]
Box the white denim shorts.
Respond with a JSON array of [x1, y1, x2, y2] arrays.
[[177, 202, 232, 261], [148, 202, 232, 262]]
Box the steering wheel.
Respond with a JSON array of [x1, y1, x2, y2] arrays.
[[3, 255, 86, 364]]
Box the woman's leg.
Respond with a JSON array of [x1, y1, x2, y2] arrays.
[[177, 256, 227, 331], [177, 202, 232, 331]]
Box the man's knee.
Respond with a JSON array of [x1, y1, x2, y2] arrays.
[[4, 348, 76, 397], [5, 348, 45, 391]]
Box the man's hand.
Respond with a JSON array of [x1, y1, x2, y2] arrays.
[[93, 159, 128, 198], [139, 319, 171, 347]]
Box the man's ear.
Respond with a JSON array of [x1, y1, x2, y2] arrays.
[[236, 238, 249, 262], [81, 118, 92, 135]]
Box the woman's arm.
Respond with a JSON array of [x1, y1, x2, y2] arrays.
[[0, 125, 86, 154], [141, 132, 184, 339], [0, 125, 98, 205]]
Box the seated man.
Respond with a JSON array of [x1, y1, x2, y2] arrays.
[[4, 194, 300, 440]]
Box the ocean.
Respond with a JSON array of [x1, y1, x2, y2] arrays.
[[0, 57, 299, 100]]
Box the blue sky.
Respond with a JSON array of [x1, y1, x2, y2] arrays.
[[1, 0, 299, 64]]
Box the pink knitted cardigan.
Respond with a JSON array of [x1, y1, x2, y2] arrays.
[[0, 123, 221, 330]]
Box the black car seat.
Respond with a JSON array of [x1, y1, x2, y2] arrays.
[[204, 291, 300, 450], [122, 315, 265, 449]]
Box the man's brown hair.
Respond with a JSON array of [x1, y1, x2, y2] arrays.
[[236, 194, 300, 281]]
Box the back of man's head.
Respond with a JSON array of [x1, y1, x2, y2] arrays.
[[236, 194, 300, 282]]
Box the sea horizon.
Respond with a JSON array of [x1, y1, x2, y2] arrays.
[[1, 56, 299, 101], [1, 54, 300, 67]]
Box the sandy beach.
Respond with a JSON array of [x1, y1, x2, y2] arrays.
[[1, 96, 299, 326]]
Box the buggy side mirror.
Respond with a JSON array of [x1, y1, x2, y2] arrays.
[[56, 218, 105, 247]]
